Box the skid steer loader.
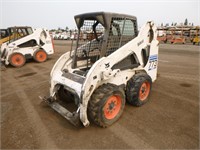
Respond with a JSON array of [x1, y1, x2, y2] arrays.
[[1, 26, 54, 67], [43, 12, 159, 127]]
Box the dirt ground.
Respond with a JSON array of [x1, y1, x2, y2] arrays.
[[1, 41, 199, 149]]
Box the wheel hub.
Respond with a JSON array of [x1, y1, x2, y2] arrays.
[[141, 87, 146, 93], [139, 82, 150, 101], [109, 101, 115, 110], [16, 58, 20, 63], [104, 95, 122, 120]]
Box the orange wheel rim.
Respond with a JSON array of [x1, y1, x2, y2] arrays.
[[104, 95, 122, 120], [139, 82, 150, 101], [36, 51, 47, 62], [11, 54, 24, 66]]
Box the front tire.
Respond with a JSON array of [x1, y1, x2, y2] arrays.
[[88, 83, 125, 127], [126, 73, 152, 106], [9, 53, 26, 67]]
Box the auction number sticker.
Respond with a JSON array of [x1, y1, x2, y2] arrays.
[[148, 55, 158, 70]]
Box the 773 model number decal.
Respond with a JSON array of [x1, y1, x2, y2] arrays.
[[148, 55, 158, 71]]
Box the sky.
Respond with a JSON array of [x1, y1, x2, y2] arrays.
[[0, 0, 199, 30]]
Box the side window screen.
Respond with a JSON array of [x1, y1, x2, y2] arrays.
[[111, 19, 124, 36], [27, 28, 33, 34], [120, 19, 136, 47], [106, 17, 124, 56], [106, 18, 137, 56], [123, 19, 135, 36]]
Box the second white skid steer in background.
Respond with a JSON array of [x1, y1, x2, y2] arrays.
[[43, 12, 159, 127], [1, 26, 54, 67]]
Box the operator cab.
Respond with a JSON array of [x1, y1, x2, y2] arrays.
[[0, 27, 34, 46], [71, 12, 138, 69], [7, 26, 33, 43]]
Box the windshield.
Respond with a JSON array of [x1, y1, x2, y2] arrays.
[[8, 27, 33, 43]]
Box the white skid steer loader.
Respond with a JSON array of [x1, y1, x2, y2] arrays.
[[1, 26, 54, 67], [43, 12, 159, 127]]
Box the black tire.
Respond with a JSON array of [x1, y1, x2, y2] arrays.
[[126, 73, 152, 107], [88, 83, 125, 127], [56, 86, 73, 103]]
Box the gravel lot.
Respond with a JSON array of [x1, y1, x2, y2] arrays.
[[1, 41, 199, 149]]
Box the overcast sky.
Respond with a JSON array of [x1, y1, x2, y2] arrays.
[[0, 0, 199, 30]]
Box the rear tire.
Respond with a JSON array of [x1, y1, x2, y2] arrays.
[[33, 49, 47, 63], [126, 73, 152, 106], [9, 53, 26, 67], [88, 83, 125, 127]]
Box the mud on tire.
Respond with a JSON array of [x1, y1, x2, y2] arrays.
[[126, 73, 152, 106], [88, 83, 125, 128]]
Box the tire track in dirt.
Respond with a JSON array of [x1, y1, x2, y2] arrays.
[[1, 65, 50, 97], [161, 73, 199, 82], [152, 88, 198, 106], [109, 123, 153, 149], [14, 90, 57, 148], [1, 80, 48, 98], [4, 68, 57, 149]]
